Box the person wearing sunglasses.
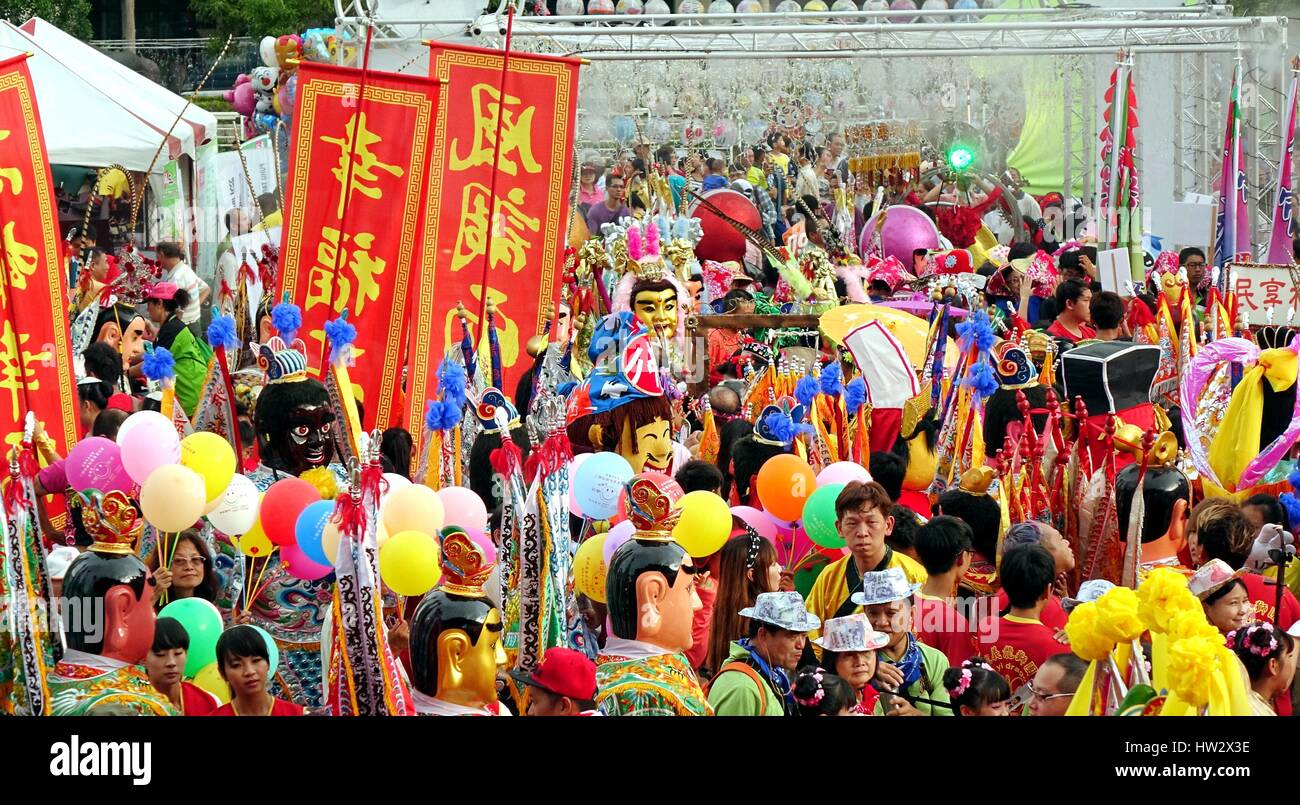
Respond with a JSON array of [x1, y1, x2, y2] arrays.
[[1025, 652, 1087, 716]]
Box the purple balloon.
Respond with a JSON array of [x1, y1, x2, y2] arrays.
[[859, 205, 942, 266], [602, 520, 636, 566], [66, 437, 133, 494]]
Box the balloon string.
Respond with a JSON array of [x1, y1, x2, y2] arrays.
[[249, 553, 275, 610]]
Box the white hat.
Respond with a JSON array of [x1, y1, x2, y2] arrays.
[[739, 591, 821, 633], [812, 614, 890, 652], [851, 567, 922, 607], [1187, 559, 1247, 601], [47, 545, 80, 581]]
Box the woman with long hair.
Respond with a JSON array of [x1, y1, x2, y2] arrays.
[[703, 530, 780, 678], [150, 529, 220, 608]]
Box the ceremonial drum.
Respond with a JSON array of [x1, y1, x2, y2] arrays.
[[687, 189, 762, 265]]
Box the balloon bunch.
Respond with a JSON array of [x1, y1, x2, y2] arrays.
[[224, 33, 311, 137], [570, 452, 734, 603], [374, 477, 493, 598]]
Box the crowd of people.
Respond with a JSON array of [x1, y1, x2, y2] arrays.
[[5, 116, 1300, 719]]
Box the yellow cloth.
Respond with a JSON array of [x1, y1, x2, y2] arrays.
[[96, 168, 131, 199], [804, 552, 927, 651], [1208, 347, 1298, 492]]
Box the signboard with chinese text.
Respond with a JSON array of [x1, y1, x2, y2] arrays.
[[1228, 263, 1300, 326], [410, 43, 581, 460], [0, 54, 77, 456], [278, 61, 441, 431]]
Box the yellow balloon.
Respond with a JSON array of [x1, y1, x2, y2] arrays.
[[573, 533, 608, 604], [324, 519, 390, 563], [382, 485, 445, 538], [239, 520, 273, 557], [379, 530, 442, 596], [672, 490, 732, 558], [192, 661, 230, 705], [181, 432, 237, 503], [140, 464, 207, 533]]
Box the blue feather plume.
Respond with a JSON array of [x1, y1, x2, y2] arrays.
[[1288, 467, 1300, 493], [820, 362, 843, 397], [763, 411, 797, 445], [963, 361, 999, 399], [324, 315, 357, 365], [437, 359, 468, 408], [142, 346, 175, 383], [845, 377, 867, 411], [795, 374, 819, 408], [271, 301, 302, 341], [206, 314, 239, 350], [1281, 493, 1300, 528], [956, 309, 996, 354]]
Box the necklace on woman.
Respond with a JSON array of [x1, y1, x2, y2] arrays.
[[233, 695, 273, 716]]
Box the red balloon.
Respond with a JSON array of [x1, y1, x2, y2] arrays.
[[687, 189, 761, 264], [260, 478, 321, 546]]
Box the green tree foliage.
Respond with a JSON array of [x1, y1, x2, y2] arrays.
[[0, 0, 92, 39], [191, 0, 335, 39]]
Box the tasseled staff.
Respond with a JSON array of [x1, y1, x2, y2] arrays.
[[416, 359, 467, 489], [0, 414, 55, 715], [323, 309, 362, 466], [190, 314, 244, 461], [326, 435, 414, 715], [142, 344, 191, 438], [456, 302, 477, 383], [487, 298, 504, 392]]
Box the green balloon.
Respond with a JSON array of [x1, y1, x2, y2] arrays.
[[802, 483, 846, 549], [158, 597, 224, 678], [249, 624, 280, 677]]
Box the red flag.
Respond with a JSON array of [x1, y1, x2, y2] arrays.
[[278, 61, 442, 431], [407, 42, 581, 462], [0, 54, 77, 456]]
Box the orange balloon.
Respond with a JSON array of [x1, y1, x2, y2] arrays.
[[756, 454, 817, 522]]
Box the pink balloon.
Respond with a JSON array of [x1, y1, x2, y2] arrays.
[[66, 437, 133, 494], [730, 505, 778, 542], [567, 453, 592, 518], [461, 526, 498, 566], [119, 413, 181, 484], [817, 461, 873, 486], [281, 542, 332, 581], [437, 486, 489, 531], [602, 520, 636, 566]]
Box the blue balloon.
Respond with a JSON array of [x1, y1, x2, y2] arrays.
[[612, 115, 637, 146], [249, 624, 280, 676], [295, 500, 334, 566], [573, 452, 634, 520]]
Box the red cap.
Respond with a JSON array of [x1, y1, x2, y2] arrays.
[[508, 647, 597, 701], [146, 281, 178, 301]]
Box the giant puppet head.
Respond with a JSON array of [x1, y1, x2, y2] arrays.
[[62, 490, 156, 664], [604, 476, 700, 651], [409, 532, 506, 710], [1115, 431, 1189, 553], [566, 312, 676, 474], [468, 389, 532, 512], [1149, 251, 1188, 310], [610, 221, 687, 347], [252, 304, 336, 476]]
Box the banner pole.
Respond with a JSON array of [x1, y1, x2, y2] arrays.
[[475, 3, 518, 359]]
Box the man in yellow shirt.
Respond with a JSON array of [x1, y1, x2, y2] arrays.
[[805, 481, 927, 652]]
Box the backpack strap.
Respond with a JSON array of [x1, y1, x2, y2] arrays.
[[707, 661, 769, 716]]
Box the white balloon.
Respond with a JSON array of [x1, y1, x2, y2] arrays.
[[380, 472, 412, 510], [207, 474, 260, 535], [115, 409, 170, 444], [260, 36, 279, 69]]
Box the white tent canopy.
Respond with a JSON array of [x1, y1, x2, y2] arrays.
[[0, 23, 163, 171], [20, 17, 216, 155]]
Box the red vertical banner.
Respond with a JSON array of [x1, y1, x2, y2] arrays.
[[278, 61, 441, 431], [408, 43, 580, 451], [0, 55, 76, 456]]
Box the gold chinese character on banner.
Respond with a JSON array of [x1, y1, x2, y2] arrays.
[[2, 222, 39, 296], [449, 84, 542, 177], [450, 184, 540, 273], [0, 130, 22, 196], [0, 320, 50, 414], [304, 227, 387, 317], [444, 285, 519, 370], [320, 112, 405, 218]]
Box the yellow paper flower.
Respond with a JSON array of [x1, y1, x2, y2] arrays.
[[1136, 569, 1194, 634], [1166, 636, 1220, 708], [1065, 601, 1115, 661], [300, 467, 339, 501], [1094, 587, 1144, 643], [1166, 606, 1221, 644]]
